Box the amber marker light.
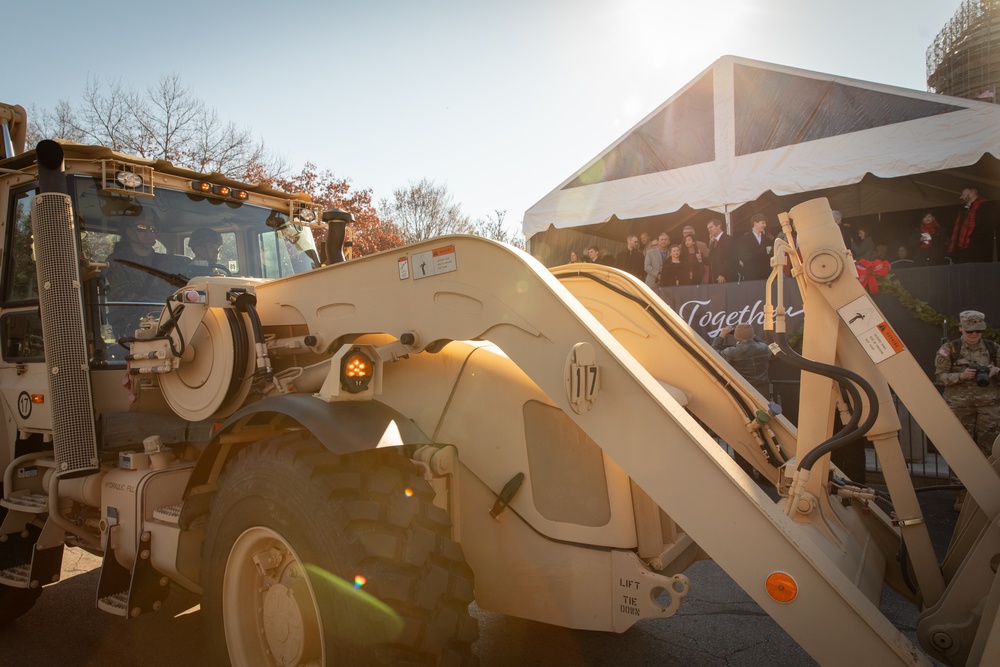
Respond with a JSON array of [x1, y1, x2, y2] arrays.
[[31, 394, 44, 404], [213, 184, 232, 197], [340, 347, 374, 393], [191, 180, 212, 193], [231, 189, 249, 200], [765, 571, 798, 603]]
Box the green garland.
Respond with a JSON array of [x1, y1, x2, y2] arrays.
[[785, 271, 996, 349], [876, 272, 1000, 341]]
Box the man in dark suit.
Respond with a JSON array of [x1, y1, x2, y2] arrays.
[[616, 234, 645, 279], [738, 214, 774, 281], [706, 219, 738, 283]]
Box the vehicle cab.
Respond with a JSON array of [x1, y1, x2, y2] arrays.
[[0, 136, 324, 471]]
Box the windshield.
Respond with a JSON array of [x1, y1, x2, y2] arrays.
[[70, 175, 320, 281], [64, 175, 321, 363]]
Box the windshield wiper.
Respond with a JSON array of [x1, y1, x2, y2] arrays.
[[113, 258, 190, 288]]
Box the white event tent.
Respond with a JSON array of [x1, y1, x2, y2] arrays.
[[524, 56, 1000, 259]]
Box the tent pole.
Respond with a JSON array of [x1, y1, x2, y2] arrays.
[[724, 205, 732, 235]]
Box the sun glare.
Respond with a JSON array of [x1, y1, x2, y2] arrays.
[[604, 0, 752, 127]]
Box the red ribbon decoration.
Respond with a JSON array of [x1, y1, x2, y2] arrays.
[[856, 259, 890, 294]]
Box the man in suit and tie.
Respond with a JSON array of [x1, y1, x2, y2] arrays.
[[644, 232, 670, 288], [707, 219, 738, 283], [739, 213, 774, 281]]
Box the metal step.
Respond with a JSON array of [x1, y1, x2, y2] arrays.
[[0, 564, 31, 587], [152, 503, 182, 524], [97, 591, 129, 616], [0, 493, 48, 513]]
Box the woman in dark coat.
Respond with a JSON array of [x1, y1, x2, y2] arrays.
[[660, 246, 687, 287], [680, 234, 706, 284]]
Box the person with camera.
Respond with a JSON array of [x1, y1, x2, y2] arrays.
[[934, 310, 1000, 509]]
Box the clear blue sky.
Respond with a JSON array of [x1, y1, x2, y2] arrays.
[[7, 0, 962, 236]]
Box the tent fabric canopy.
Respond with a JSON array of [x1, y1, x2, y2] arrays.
[[524, 56, 1000, 239]]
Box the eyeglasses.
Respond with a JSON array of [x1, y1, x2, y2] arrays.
[[134, 223, 157, 233]]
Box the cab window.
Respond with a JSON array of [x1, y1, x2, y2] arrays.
[[2, 187, 39, 303], [1, 311, 44, 362]]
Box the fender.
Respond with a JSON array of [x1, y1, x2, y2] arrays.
[[178, 394, 431, 529]]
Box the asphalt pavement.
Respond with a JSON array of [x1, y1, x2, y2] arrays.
[[2, 484, 956, 666]]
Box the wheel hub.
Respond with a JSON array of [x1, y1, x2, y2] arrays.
[[222, 527, 324, 666], [262, 582, 306, 665]]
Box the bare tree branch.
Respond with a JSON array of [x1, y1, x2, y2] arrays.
[[26, 73, 279, 181], [378, 179, 474, 244], [27, 100, 86, 148], [473, 209, 524, 249]]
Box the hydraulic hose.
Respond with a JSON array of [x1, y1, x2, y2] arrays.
[[764, 330, 863, 443], [773, 332, 880, 472], [228, 289, 272, 380]]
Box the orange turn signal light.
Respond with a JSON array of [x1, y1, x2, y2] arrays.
[[765, 571, 798, 603], [340, 347, 374, 394], [192, 180, 247, 201]]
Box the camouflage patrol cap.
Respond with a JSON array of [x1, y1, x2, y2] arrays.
[[960, 310, 987, 331]]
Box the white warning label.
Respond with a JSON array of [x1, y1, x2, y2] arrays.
[[837, 295, 905, 363], [411, 245, 458, 280]]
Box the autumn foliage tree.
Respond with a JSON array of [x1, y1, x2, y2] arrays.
[[268, 164, 403, 257]]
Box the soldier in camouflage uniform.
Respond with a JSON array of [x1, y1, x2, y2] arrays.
[[934, 310, 1000, 508]]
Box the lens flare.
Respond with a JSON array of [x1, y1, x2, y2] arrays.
[[354, 574, 367, 588], [305, 564, 403, 644], [404, 488, 414, 498]]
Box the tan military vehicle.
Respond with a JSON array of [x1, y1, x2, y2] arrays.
[[0, 102, 997, 665]]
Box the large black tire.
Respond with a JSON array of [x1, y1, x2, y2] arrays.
[[203, 433, 478, 666]]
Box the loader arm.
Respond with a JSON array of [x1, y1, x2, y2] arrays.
[[549, 263, 796, 483], [249, 234, 936, 666]]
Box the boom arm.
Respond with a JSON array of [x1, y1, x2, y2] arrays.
[[245, 234, 935, 665]]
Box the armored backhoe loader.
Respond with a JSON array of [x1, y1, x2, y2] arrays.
[[1, 102, 999, 665]]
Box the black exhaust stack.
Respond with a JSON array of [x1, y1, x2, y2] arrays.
[[31, 140, 99, 478], [322, 208, 356, 265]]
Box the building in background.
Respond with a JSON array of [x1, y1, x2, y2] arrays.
[[927, 0, 999, 101]]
